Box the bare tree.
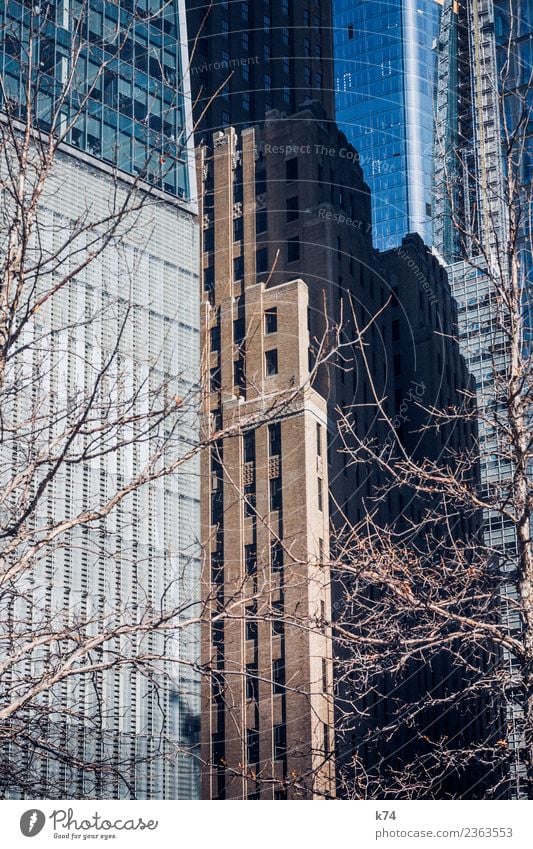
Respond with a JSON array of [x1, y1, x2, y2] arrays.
[[331, 3, 533, 799]]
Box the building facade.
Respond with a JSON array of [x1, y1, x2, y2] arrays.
[[434, 0, 533, 797], [0, 0, 201, 798], [186, 0, 335, 135]]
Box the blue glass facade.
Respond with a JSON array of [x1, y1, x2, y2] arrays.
[[0, 0, 192, 199], [333, 0, 441, 250]]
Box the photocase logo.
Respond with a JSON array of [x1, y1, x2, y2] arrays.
[[20, 809, 46, 837]]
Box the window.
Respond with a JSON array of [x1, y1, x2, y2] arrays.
[[392, 319, 400, 341], [323, 723, 329, 756], [242, 61, 250, 81], [272, 596, 284, 635], [271, 540, 283, 571], [243, 430, 255, 463], [234, 316, 245, 345], [246, 666, 258, 701], [270, 476, 282, 511], [234, 356, 245, 389], [210, 366, 221, 392], [233, 216, 243, 242], [242, 91, 250, 111], [286, 196, 299, 222], [264, 73, 272, 91], [283, 56, 290, 75], [318, 477, 323, 512], [303, 9, 310, 25], [268, 421, 281, 455], [247, 728, 259, 763], [210, 324, 221, 353], [245, 543, 257, 575], [287, 236, 300, 263], [272, 658, 285, 694], [304, 65, 311, 85], [393, 353, 401, 375], [221, 19, 229, 37], [254, 209, 267, 236], [274, 724, 286, 760], [241, 1, 249, 21], [322, 657, 328, 691], [264, 43, 271, 63], [246, 620, 257, 641], [265, 307, 277, 334], [282, 26, 289, 45], [256, 248, 268, 274], [348, 23, 354, 39], [303, 36, 311, 56], [316, 422, 322, 456], [222, 111, 230, 128], [242, 31, 249, 50], [286, 157, 298, 181], [244, 483, 256, 517], [211, 489, 223, 526], [265, 349, 278, 376], [264, 14, 271, 32], [233, 255, 244, 280]]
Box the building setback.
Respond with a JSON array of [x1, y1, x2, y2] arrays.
[[197, 99, 478, 797]]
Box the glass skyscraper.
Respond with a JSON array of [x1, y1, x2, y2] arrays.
[[333, 0, 442, 250], [0, 1, 200, 798], [0, 0, 192, 198]]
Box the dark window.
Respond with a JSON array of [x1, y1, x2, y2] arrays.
[[210, 324, 221, 353], [265, 307, 277, 334], [322, 657, 328, 692], [272, 658, 285, 694], [286, 157, 298, 181], [265, 349, 278, 376], [246, 666, 258, 701], [244, 483, 256, 517], [256, 248, 268, 274], [393, 353, 401, 375], [348, 23, 354, 39], [316, 422, 322, 456], [318, 477, 323, 512], [286, 196, 299, 222], [233, 255, 244, 280], [270, 476, 282, 511], [256, 208, 267, 233], [323, 723, 329, 756], [247, 728, 260, 763], [268, 422, 281, 455], [271, 540, 283, 571], [210, 366, 221, 392], [234, 317, 245, 346], [211, 489, 223, 525], [274, 724, 286, 760], [204, 227, 214, 253], [246, 619, 257, 641], [234, 356, 245, 388], [392, 319, 400, 341], [245, 543, 257, 575], [287, 236, 300, 263], [233, 217, 243, 242], [255, 168, 267, 195], [272, 596, 284, 635], [243, 430, 255, 463], [303, 36, 311, 56]]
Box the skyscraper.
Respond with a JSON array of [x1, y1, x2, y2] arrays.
[[0, 1, 200, 798], [333, 0, 442, 250], [187, 0, 335, 133], [434, 0, 533, 797]]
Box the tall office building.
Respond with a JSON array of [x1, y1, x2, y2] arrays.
[[333, 0, 442, 250], [0, 1, 201, 798], [187, 0, 335, 133], [434, 0, 533, 798]]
